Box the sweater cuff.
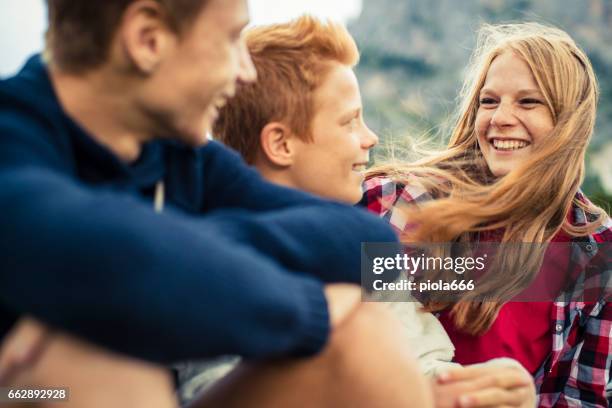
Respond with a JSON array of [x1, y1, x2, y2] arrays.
[[292, 278, 330, 357]]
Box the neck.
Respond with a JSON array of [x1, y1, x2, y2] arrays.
[[49, 65, 152, 163], [255, 162, 300, 191]]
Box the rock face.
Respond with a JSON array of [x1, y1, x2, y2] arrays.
[[348, 0, 612, 198]]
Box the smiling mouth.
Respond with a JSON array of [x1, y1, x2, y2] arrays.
[[489, 138, 530, 151]]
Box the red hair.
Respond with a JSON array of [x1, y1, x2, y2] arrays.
[[213, 15, 359, 163]]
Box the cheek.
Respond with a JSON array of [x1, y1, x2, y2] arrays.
[[215, 46, 239, 80], [475, 111, 489, 136], [529, 121, 554, 143], [474, 113, 491, 149], [194, 47, 231, 85], [322, 151, 352, 181], [346, 133, 364, 155]]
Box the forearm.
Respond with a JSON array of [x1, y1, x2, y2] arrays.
[[203, 206, 398, 284], [0, 168, 331, 363]]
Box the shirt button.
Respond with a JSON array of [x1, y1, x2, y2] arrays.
[[555, 324, 563, 333]]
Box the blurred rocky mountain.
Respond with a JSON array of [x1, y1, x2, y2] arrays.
[[348, 0, 612, 205]]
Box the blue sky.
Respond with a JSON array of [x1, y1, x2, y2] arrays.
[[0, 0, 362, 77]]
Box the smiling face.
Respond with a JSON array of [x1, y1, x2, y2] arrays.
[[475, 51, 555, 177], [289, 63, 378, 203], [141, 0, 256, 146]]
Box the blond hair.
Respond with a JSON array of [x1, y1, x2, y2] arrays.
[[368, 22, 608, 334]]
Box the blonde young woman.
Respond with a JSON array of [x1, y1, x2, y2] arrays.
[[363, 23, 611, 407]]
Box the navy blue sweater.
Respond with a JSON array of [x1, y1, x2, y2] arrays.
[[0, 56, 397, 363]]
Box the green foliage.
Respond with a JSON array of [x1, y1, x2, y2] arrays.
[[583, 174, 612, 213]]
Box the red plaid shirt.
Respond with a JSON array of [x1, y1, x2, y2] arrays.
[[361, 176, 611, 407]]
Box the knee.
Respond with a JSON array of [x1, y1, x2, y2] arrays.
[[324, 302, 416, 372], [319, 302, 434, 407], [8, 334, 177, 408], [330, 302, 404, 349]]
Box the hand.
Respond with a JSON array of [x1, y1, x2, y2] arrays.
[[434, 364, 536, 408], [323, 284, 362, 328], [0, 317, 52, 384]]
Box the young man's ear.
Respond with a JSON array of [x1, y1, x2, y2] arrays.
[[118, 0, 176, 73], [259, 122, 298, 167]]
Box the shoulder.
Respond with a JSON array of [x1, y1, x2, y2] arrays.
[[197, 140, 257, 181], [592, 217, 612, 242], [0, 59, 75, 172], [362, 175, 432, 215], [199, 140, 243, 163], [0, 107, 69, 173], [572, 191, 612, 242], [361, 175, 433, 233]]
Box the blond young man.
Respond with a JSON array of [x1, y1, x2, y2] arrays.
[[0, 1, 433, 407]]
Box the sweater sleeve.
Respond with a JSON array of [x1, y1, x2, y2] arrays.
[[201, 205, 398, 284], [199, 141, 343, 210], [194, 142, 399, 283], [0, 110, 394, 364], [0, 166, 330, 363]]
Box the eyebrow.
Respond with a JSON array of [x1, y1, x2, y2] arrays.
[[338, 108, 361, 123], [479, 88, 543, 97]]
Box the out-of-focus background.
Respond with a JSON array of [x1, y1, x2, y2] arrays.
[[1, 0, 610, 209], [348, 0, 612, 210]]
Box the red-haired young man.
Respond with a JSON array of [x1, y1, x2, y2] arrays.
[[215, 15, 378, 204]]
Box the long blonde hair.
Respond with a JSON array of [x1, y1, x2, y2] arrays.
[[368, 23, 608, 334]]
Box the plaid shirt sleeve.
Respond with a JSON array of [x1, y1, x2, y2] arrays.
[[363, 176, 612, 407], [536, 217, 611, 408]]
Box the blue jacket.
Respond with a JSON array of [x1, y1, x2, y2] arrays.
[[0, 56, 397, 363]]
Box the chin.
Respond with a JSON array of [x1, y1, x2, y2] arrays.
[[344, 188, 364, 205], [489, 164, 513, 178], [178, 130, 209, 147]]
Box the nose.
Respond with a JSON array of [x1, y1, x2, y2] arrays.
[[490, 101, 518, 128], [237, 39, 257, 85], [361, 124, 379, 150]]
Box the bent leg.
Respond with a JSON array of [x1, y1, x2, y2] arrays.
[[192, 302, 434, 408]]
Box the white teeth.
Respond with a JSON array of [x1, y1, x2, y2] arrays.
[[492, 139, 528, 150], [353, 164, 366, 172]]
